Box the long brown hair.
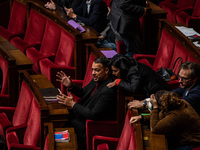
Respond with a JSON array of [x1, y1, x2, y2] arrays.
[[155, 90, 183, 114]]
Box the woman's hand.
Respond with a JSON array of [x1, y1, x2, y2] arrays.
[[150, 94, 158, 109], [107, 81, 116, 88], [129, 116, 142, 125]]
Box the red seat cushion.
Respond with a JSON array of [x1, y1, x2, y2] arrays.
[[0, 0, 26, 41], [153, 29, 176, 71], [23, 97, 41, 146], [26, 19, 61, 73], [10, 9, 46, 53], [0, 55, 8, 94]]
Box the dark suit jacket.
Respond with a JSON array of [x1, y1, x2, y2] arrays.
[[74, 0, 108, 33], [68, 77, 117, 137], [109, 0, 146, 34], [172, 81, 200, 116], [118, 60, 169, 98], [57, 0, 82, 9]]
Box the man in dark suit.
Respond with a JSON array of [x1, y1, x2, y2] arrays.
[[64, 0, 108, 33], [56, 57, 117, 149], [109, 0, 146, 57]]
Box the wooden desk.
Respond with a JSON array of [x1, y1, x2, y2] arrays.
[[130, 109, 168, 150], [142, 126, 168, 150], [55, 128, 78, 150], [0, 40, 33, 106], [30, 74, 69, 126]]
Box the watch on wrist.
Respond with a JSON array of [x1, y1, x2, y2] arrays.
[[143, 101, 147, 108]]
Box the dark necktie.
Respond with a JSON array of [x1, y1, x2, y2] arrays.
[[90, 83, 98, 97]]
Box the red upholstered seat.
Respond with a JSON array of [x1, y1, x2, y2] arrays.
[[134, 29, 176, 71], [175, 0, 200, 33], [0, 81, 33, 142], [93, 111, 136, 150], [39, 29, 75, 88], [0, 0, 26, 41], [6, 96, 41, 150], [26, 18, 62, 74], [10, 9, 47, 53], [159, 0, 197, 23], [0, 55, 10, 106], [0, 55, 8, 95]]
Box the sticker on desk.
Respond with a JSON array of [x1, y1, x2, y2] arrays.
[[54, 130, 70, 142], [143, 136, 149, 146]]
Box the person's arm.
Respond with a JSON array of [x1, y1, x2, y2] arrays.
[[72, 87, 116, 120], [70, 0, 82, 9], [150, 109, 180, 134], [118, 72, 142, 93], [118, 0, 146, 17], [183, 88, 200, 110]]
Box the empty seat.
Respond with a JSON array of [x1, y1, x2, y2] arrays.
[[175, 0, 200, 33], [93, 111, 136, 150], [26, 18, 62, 74], [159, 0, 197, 23], [0, 0, 26, 41], [0, 81, 33, 142], [10, 9, 47, 53], [6, 96, 41, 150], [39, 29, 75, 88]]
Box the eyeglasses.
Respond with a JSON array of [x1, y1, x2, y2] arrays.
[[178, 76, 191, 81]]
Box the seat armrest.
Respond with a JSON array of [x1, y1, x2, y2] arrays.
[[86, 120, 118, 150], [8, 143, 40, 150], [174, 6, 194, 22], [9, 30, 25, 41], [0, 94, 10, 106], [6, 123, 27, 144], [0, 106, 15, 121], [133, 54, 156, 65], [93, 135, 119, 150]]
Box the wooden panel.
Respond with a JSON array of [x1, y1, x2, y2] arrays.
[[55, 128, 78, 150]]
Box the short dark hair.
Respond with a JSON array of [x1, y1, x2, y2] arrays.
[[179, 61, 200, 79], [94, 57, 109, 68]]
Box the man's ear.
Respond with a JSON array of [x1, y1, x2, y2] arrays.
[[105, 67, 109, 74]]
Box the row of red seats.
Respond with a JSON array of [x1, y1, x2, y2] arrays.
[[0, 0, 75, 89], [159, 0, 200, 32], [0, 79, 42, 150]]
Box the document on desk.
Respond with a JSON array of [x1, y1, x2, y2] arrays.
[[40, 88, 60, 102], [175, 26, 200, 37]]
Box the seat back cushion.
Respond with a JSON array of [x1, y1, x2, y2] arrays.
[[0, 56, 8, 94], [54, 29, 74, 66], [187, 53, 199, 63], [177, 0, 196, 8], [23, 97, 41, 146], [40, 19, 61, 56], [169, 41, 189, 74], [24, 9, 46, 45], [12, 81, 33, 126], [8, 0, 26, 33], [83, 54, 96, 87], [116, 111, 136, 150], [192, 0, 200, 17], [153, 29, 176, 71]]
